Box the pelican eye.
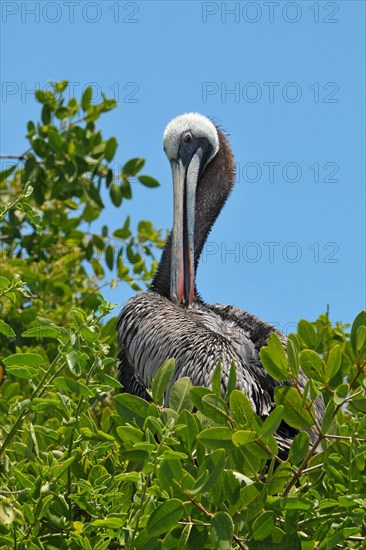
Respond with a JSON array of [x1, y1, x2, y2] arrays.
[[183, 133, 192, 144]]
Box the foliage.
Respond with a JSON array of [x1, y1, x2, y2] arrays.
[[1, 83, 366, 549], [0, 81, 164, 359]]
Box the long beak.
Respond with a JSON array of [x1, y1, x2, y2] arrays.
[[170, 150, 202, 305]]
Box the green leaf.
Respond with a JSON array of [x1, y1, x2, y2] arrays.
[[0, 319, 15, 337], [41, 104, 52, 124], [0, 165, 16, 183], [34, 425, 61, 442], [178, 524, 192, 550], [19, 202, 42, 231], [146, 499, 184, 536], [110, 183, 123, 207], [229, 389, 260, 430], [105, 245, 114, 270], [210, 512, 234, 549], [91, 518, 124, 529], [121, 177, 132, 199], [288, 431, 310, 464], [0, 276, 10, 289], [80, 325, 100, 343], [326, 345, 342, 380], [200, 449, 225, 493], [5, 367, 38, 379], [197, 427, 236, 450], [138, 175, 160, 188], [158, 459, 183, 493], [48, 130, 63, 152], [86, 181, 104, 208], [287, 335, 299, 378], [266, 462, 292, 495], [232, 430, 256, 446], [151, 358, 175, 404], [51, 456, 75, 479], [53, 377, 93, 397], [211, 361, 222, 396], [334, 383, 349, 405], [175, 410, 199, 452], [116, 426, 143, 444], [274, 386, 314, 430], [55, 106, 69, 119], [190, 386, 212, 411], [298, 319, 317, 348], [260, 406, 284, 437], [123, 157, 145, 176], [32, 137, 48, 158], [35, 90, 55, 105], [201, 394, 229, 423], [104, 137, 118, 161], [55, 80, 68, 92], [37, 495, 54, 520], [114, 393, 152, 428], [223, 470, 240, 505], [225, 361, 237, 398], [350, 310, 366, 352], [169, 377, 193, 413], [113, 216, 131, 239], [189, 469, 209, 496], [134, 531, 159, 550], [23, 503, 34, 525], [64, 159, 78, 183], [260, 333, 289, 381], [321, 400, 336, 433], [282, 497, 312, 511], [120, 449, 149, 462], [114, 472, 140, 483], [13, 469, 36, 493], [3, 353, 44, 368], [81, 86, 93, 110], [299, 350, 324, 383], [252, 511, 275, 541], [356, 325, 366, 351], [22, 325, 67, 341]]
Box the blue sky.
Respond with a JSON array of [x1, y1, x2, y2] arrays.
[[1, 0, 365, 332]]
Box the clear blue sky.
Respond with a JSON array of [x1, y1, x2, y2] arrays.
[[1, 1, 365, 332]]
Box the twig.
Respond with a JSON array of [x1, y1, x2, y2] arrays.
[[282, 433, 324, 497], [301, 463, 324, 475], [0, 154, 25, 160], [178, 520, 211, 527], [0, 147, 31, 161], [183, 491, 246, 549], [282, 358, 366, 497], [323, 433, 366, 442]]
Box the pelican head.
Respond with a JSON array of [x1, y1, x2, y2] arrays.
[[163, 113, 219, 306]]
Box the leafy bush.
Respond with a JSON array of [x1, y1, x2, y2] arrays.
[[1, 83, 365, 549]]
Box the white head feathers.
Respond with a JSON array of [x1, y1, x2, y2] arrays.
[[163, 112, 219, 164]]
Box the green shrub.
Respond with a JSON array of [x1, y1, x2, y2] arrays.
[[1, 83, 365, 549]]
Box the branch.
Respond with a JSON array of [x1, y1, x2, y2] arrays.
[[0, 147, 31, 161]]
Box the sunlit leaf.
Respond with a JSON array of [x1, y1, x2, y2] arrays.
[[260, 333, 289, 381], [210, 511, 234, 549], [151, 358, 175, 404]]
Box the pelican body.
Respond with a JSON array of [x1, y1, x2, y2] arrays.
[[118, 113, 321, 449]]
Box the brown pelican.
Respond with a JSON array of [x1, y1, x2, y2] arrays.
[[118, 113, 322, 451]]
